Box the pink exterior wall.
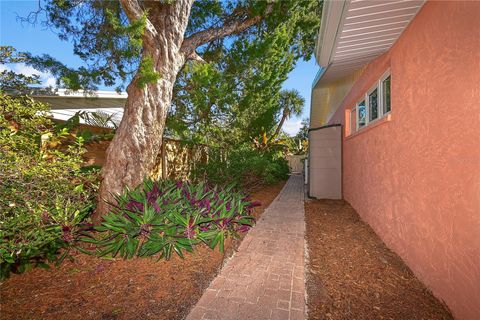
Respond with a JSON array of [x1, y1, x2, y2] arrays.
[[328, 1, 480, 319]]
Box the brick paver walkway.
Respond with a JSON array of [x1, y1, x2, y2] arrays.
[[187, 174, 306, 320]]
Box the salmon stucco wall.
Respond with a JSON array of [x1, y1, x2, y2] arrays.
[[328, 2, 480, 319]]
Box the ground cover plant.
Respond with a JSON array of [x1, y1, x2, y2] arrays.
[[83, 179, 260, 259]]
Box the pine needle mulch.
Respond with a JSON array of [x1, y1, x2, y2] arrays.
[[305, 199, 452, 320], [0, 181, 286, 320]]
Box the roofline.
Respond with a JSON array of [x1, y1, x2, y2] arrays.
[[37, 89, 128, 99], [311, 67, 327, 89], [9, 88, 128, 99], [314, 0, 349, 67]]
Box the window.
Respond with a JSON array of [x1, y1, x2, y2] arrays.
[[347, 70, 391, 136], [357, 100, 366, 130], [382, 75, 391, 114], [368, 88, 378, 121]]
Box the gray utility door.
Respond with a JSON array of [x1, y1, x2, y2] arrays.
[[308, 124, 342, 199]]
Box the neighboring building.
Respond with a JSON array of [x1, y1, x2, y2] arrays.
[[308, 1, 480, 319], [31, 88, 127, 127]]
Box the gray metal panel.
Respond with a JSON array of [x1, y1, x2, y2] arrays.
[[308, 125, 342, 199]]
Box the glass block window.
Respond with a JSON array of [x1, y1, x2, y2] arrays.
[[369, 88, 378, 121], [357, 100, 366, 129], [383, 75, 391, 114]]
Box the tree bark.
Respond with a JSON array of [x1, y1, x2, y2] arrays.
[[271, 108, 289, 141], [95, 0, 193, 218], [95, 0, 273, 220]]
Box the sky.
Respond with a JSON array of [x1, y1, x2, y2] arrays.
[[0, 0, 318, 136]]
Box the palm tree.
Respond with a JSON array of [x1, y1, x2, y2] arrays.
[[271, 89, 305, 139]]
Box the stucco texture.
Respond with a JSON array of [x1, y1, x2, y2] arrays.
[[328, 1, 480, 319]]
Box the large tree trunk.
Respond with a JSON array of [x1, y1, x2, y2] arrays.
[[95, 0, 193, 218], [94, 0, 272, 220]]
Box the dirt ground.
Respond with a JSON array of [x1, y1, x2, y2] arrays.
[[0, 181, 286, 320], [305, 199, 453, 320]]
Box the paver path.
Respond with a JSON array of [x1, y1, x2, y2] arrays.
[[187, 174, 306, 320]]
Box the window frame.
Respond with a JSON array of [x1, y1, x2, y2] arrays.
[[350, 106, 357, 134], [347, 69, 391, 136], [356, 99, 366, 131]]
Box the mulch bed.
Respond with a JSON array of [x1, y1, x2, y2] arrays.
[[305, 199, 453, 320], [0, 180, 286, 320]]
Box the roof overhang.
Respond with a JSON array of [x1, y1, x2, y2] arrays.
[[29, 88, 127, 100], [12, 88, 128, 125], [315, 0, 349, 67], [15, 88, 128, 110], [313, 0, 425, 87]]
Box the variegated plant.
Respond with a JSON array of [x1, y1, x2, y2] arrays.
[[81, 179, 260, 260]]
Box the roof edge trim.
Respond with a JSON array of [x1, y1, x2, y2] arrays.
[[315, 0, 348, 67], [311, 67, 327, 89], [8, 88, 128, 99]]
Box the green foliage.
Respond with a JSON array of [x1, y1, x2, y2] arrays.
[[278, 90, 305, 120], [266, 89, 305, 145], [295, 118, 309, 141], [137, 56, 161, 88], [79, 110, 120, 130], [194, 146, 290, 188], [281, 118, 309, 155], [0, 94, 99, 279], [0, 46, 41, 91], [24, 1, 146, 92], [21, 1, 320, 94], [82, 179, 259, 259], [104, 7, 146, 55], [168, 1, 320, 147]]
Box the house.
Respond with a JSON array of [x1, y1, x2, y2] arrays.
[[308, 1, 480, 319]]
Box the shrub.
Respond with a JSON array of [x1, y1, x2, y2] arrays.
[[82, 179, 259, 259], [193, 145, 290, 188], [0, 94, 99, 279]]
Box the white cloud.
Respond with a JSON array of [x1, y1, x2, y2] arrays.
[[13, 64, 42, 77], [44, 76, 57, 87], [2, 63, 56, 87], [283, 118, 302, 136]]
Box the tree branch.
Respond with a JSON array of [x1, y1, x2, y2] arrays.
[[187, 51, 206, 63], [181, 4, 273, 56], [119, 0, 158, 39]]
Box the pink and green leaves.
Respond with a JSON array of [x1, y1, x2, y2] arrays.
[[83, 179, 258, 260]]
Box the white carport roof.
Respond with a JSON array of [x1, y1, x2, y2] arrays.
[[29, 89, 127, 126], [314, 0, 425, 86]]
